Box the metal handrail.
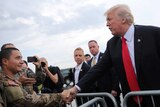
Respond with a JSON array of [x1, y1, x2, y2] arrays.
[[77, 92, 118, 107], [79, 97, 107, 107], [123, 90, 160, 107]]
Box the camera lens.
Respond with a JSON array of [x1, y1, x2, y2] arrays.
[[41, 62, 46, 67]]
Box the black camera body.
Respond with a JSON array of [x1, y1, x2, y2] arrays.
[[27, 56, 38, 62], [41, 62, 46, 67]]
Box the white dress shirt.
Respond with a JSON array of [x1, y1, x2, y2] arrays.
[[74, 62, 83, 84], [124, 24, 136, 74]]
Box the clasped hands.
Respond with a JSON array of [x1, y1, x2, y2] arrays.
[[60, 86, 78, 104]]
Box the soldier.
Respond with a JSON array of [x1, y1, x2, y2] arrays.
[[0, 48, 70, 107], [0, 76, 5, 107], [1, 43, 46, 94], [0, 96, 4, 107]]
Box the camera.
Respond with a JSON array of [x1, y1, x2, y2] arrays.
[[27, 69, 36, 78], [27, 56, 38, 63], [41, 62, 46, 67]]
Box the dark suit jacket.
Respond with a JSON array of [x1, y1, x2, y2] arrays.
[[88, 52, 120, 93], [77, 25, 160, 106], [69, 62, 95, 92]]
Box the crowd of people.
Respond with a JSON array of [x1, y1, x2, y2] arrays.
[[1, 3, 160, 107], [0, 43, 70, 107]]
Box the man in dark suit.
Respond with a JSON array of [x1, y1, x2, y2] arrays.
[[84, 54, 91, 63], [87, 40, 121, 107], [69, 47, 95, 106], [66, 4, 160, 107]]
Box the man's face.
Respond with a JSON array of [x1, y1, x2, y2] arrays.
[[74, 50, 84, 65], [5, 50, 23, 74], [85, 56, 91, 62], [106, 11, 123, 36], [88, 41, 99, 56]]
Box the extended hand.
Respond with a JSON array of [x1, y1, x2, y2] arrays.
[[68, 86, 78, 99], [60, 89, 73, 104], [60, 86, 78, 104]]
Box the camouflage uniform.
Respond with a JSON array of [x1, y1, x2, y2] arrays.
[[14, 67, 46, 94], [0, 72, 62, 107], [0, 95, 4, 107], [0, 72, 5, 107], [35, 67, 46, 85]]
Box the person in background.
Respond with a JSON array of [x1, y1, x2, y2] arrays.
[[37, 57, 64, 93], [20, 60, 36, 94], [69, 47, 95, 92], [84, 54, 91, 63], [87, 40, 121, 107], [68, 47, 95, 106], [0, 47, 71, 107], [67, 4, 160, 107]]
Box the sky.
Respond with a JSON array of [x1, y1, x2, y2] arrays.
[[0, 0, 160, 70]]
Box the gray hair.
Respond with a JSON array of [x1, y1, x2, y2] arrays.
[[104, 4, 134, 25]]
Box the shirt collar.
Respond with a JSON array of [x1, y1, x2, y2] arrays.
[[75, 62, 83, 70], [94, 52, 100, 59], [124, 24, 134, 42]]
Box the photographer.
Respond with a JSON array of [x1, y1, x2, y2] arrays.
[[32, 56, 46, 86], [38, 57, 64, 93], [17, 59, 45, 94]]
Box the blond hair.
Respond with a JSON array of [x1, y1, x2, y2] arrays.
[[104, 4, 134, 25], [74, 47, 84, 54]]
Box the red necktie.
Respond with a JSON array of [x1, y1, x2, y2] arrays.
[[122, 36, 142, 103]]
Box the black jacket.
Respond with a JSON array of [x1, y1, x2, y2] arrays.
[[69, 62, 95, 92], [87, 52, 120, 93], [77, 25, 160, 107]]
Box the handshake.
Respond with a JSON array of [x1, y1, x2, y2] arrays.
[[60, 86, 79, 104]]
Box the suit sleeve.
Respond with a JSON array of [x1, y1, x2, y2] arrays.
[[110, 67, 121, 93], [77, 41, 113, 90]]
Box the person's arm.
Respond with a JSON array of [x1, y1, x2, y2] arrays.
[[33, 56, 46, 85], [18, 74, 36, 85], [110, 67, 121, 96], [0, 91, 5, 107], [43, 67, 58, 84], [64, 86, 79, 103], [76, 42, 113, 90]]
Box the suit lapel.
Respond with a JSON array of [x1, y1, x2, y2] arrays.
[[78, 62, 84, 80], [134, 26, 143, 77], [98, 53, 103, 62]]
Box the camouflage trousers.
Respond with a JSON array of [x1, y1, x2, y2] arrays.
[[0, 97, 4, 107]]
